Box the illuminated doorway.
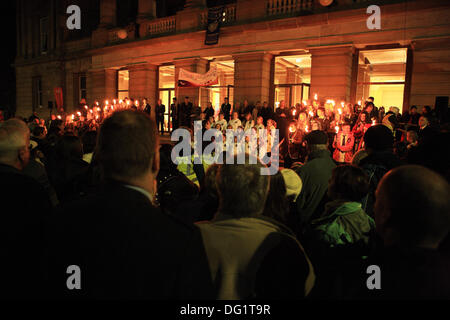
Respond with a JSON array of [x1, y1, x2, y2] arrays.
[[205, 56, 234, 116], [158, 65, 175, 131], [274, 54, 311, 108], [117, 69, 129, 100], [356, 48, 407, 110]]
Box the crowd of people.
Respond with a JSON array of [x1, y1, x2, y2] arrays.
[[1, 93, 449, 300]]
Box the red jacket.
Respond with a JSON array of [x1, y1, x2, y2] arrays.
[[333, 132, 355, 163]]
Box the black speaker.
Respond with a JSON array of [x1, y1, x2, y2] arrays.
[[435, 96, 449, 123], [48, 101, 53, 109]]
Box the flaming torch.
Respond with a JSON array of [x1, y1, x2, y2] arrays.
[[314, 93, 318, 101], [335, 126, 339, 134]]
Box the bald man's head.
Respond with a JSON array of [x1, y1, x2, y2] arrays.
[[375, 165, 450, 249]]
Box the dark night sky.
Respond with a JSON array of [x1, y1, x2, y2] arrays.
[[0, 1, 237, 115], [0, 1, 16, 113]]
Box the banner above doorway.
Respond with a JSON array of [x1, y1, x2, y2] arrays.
[[178, 66, 219, 87]]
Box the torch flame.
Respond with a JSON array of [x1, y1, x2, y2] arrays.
[[314, 94, 318, 100], [84, 105, 88, 110], [338, 108, 342, 115], [308, 111, 314, 117], [335, 126, 339, 134]]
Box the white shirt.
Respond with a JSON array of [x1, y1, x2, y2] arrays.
[[229, 119, 242, 130], [124, 185, 153, 203]]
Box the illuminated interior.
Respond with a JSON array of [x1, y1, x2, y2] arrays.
[[207, 56, 234, 114], [357, 48, 407, 109], [274, 54, 311, 108], [158, 65, 175, 131], [117, 70, 129, 100]]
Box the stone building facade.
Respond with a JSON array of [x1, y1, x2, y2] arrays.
[[15, 0, 450, 119]]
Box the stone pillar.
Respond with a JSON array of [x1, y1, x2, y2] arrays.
[[99, 0, 116, 28], [184, 0, 206, 9], [128, 64, 158, 106], [410, 39, 450, 110], [137, 0, 157, 23], [88, 69, 117, 103], [310, 46, 353, 102], [174, 58, 208, 107], [176, 0, 206, 32], [236, 0, 267, 23], [234, 52, 273, 106]]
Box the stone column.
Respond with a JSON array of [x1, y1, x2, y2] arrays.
[[128, 64, 158, 106], [174, 58, 208, 107], [236, 0, 267, 23], [410, 39, 450, 110], [176, 0, 206, 32], [99, 0, 116, 28], [88, 69, 117, 103], [233, 52, 273, 106], [184, 0, 206, 9], [137, 0, 157, 23], [310, 46, 353, 102]]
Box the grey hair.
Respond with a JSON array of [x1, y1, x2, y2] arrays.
[[216, 154, 270, 218], [0, 118, 30, 163]]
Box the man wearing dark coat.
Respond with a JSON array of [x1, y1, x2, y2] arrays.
[[47, 110, 214, 299], [179, 96, 193, 127]]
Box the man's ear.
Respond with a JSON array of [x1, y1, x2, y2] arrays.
[[152, 147, 160, 176], [18, 146, 29, 167]]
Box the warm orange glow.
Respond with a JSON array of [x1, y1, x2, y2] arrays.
[[372, 119, 376, 126], [314, 93, 318, 100], [57, 115, 61, 120], [77, 111, 81, 116], [289, 125, 296, 133], [341, 102, 345, 108], [84, 105, 88, 110], [335, 126, 339, 133], [358, 100, 361, 106], [308, 111, 314, 117], [302, 100, 307, 106], [292, 109, 297, 116], [105, 100, 109, 105], [338, 108, 342, 115], [305, 126, 309, 133]]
